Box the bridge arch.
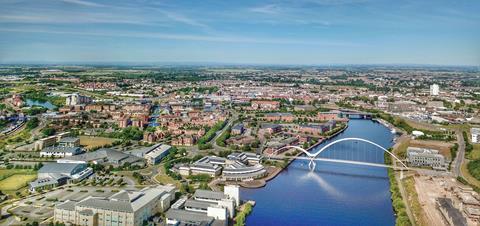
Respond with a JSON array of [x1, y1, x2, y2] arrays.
[[277, 137, 408, 169]]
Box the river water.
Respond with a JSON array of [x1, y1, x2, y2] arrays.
[[241, 119, 396, 226], [26, 99, 56, 110]]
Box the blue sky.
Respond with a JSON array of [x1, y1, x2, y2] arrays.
[[0, 0, 479, 65]]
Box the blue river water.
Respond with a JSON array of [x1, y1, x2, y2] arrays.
[[26, 99, 56, 110], [241, 119, 396, 226]]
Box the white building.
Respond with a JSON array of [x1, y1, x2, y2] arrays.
[[407, 147, 445, 170], [66, 93, 92, 106], [40, 146, 82, 158], [430, 84, 440, 96], [412, 130, 425, 138], [165, 185, 239, 225], [472, 128, 480, 143], [144, 144, 172, 165], [178, 153, 265, 181], [54, 185, 175, 226]]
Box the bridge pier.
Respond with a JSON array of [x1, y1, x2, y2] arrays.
[[308, 158, 316, 171]]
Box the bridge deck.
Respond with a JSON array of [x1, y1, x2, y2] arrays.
[[265, 155, 409, 170]]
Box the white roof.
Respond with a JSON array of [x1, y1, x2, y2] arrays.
[[145, 144, 171, 158]]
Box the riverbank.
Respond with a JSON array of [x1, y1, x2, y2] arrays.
[[380, 117, 417, 226], [240, 123, 349, 189]]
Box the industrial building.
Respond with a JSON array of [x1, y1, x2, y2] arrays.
[[29, 162, 93, 192]]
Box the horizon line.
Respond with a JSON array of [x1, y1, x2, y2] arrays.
[[0, 61, 479, 68]]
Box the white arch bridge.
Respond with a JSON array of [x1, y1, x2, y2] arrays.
[[264, 137, 409, 172]]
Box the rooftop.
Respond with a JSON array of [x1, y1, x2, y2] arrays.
[[194, 190, 227, 201], [166, 209, 214, 223], [59, 137, 80, 143]]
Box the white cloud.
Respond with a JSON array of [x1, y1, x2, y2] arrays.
[[160, 10, 210, 29], [250, 4, 282, 15], [59, 0, 104, 7], [0, 27, 360, 47]]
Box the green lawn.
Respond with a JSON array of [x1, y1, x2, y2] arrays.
[[403, 176, 428, 226], [0, 169, 35, 180], [0, 174, 37, 191], [462, 162, 480, 188], [469, 144, 480, 159], [154, 166, 180, 187]]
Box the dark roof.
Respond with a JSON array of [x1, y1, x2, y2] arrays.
[[56, 200, 77, 211], [62, 148, 143, 165], [437, 198, 467, 226], [59, 137, 80, 143], [194, 190, 227, 201], [184, 200, 214, 210], [38, 163, 86, 175], [166, 209, 214, 223], [77, 197, 134, 213], [232, 124, 244, 130]]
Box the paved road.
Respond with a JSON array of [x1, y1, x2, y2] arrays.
[[395, 171, 417, 226], [453, 129, 466, 177], [210, 113, 237, 151]]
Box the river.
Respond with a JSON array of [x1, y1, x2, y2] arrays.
[[26, 99, 56, 110], [241, 119, 396, 226]]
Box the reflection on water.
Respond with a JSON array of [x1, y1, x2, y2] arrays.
[[26, 99, 56, 110], [241, 120, 396, 226]]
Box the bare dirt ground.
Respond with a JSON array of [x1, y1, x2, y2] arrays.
[[414, 175, 449, 226], [414, 175, 476, 226]]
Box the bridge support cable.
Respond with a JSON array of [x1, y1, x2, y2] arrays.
[[275, 137, 409, 171]]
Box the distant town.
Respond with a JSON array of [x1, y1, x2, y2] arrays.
[[0, 65, 479, 226]]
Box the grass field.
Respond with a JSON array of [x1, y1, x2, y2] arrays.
[[154, 166, 180, 187], [0, 169, 35, 180], [0, 174, 37, 191], [441, 123, 472, 133], [469, 144, 480, 159], [461, 161, 480, 188], [80, 135, 119, 150], [403, 176, 428, 226], [0, 127, 31, 150], [393, 135, 410, 159], [405, 119, 442, 132]]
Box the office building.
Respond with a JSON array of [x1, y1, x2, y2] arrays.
[[165, 185, 240, 226], [472, 128, 480, 143], [430, 84, 440, 96], [58, 137, 80, 147], [54, 185, 175, 226], [66, 93, 92, 106], [144, 144, 172, 165], [407, 147, 445, 170]]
